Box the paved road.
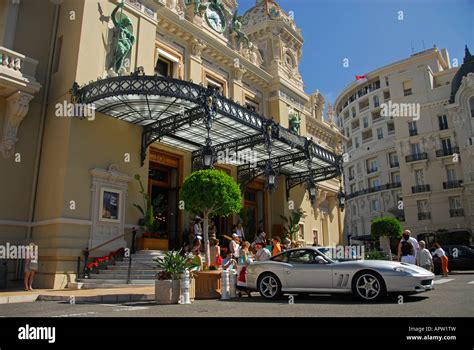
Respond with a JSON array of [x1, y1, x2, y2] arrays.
[[0, 273, 473, 317]]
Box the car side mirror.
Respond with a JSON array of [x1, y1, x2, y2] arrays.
[[315, 256, 328, 264]]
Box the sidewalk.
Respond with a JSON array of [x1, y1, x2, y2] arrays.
[[0, 287, 155, 304]]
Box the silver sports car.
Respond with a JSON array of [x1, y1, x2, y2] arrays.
[[246, 247, 434, 301]]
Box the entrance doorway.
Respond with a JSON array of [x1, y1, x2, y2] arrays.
[[243, 180, 266, 243], [148, 150, 181, 250]]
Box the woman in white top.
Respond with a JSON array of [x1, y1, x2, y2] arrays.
[[432, 243, 449, 277]]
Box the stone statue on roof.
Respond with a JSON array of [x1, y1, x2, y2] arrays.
[[289, 109, 301, 135], [110, 2, 135, 74], [230, 9, 250, 48]]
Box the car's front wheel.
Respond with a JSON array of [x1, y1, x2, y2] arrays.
[[258, 273, 282, 300], [352, 271, 386, 301]]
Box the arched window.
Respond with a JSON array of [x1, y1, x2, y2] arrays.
[[285, 51, 295, 68], [470, 97, 474, 118]]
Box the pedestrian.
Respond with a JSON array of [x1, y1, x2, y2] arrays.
[[236, 222, 245, 241], [229, 233, 240, 259], [400, 240, 416, 264], [209, 238, 221, 267], [189, 249, 203, 272], [24, 243, 38, 291], [417, 240, 433, 272], [255, 243, 271, 261], [236, 241, 252, 297], [282, 237, 291, 251], [252, 229, 266, 247], [271, 237, 282, 257], [397, 230, 419, 262], [432, 243, 449, 277], [191, 238, 201, 255], [193, 216, 203, 241]]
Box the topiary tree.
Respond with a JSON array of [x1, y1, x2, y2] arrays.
[[371, 217, 403, 257], [180, 169, 243, 266]]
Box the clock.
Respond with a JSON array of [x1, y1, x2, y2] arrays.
[[205, 4, 226, 33]]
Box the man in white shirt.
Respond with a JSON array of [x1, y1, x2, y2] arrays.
[[397, 229, 419, 263], [255, 243, 271, 261]]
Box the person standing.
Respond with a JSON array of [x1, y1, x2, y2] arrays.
[[24, 243, 38, 291], [400, 241, 416, 264], [432, 243, 449, 277], [209, 239, 221, 266], [397, 230, 419, 262], [255, 243, 271, 261], [271, 237, 282, 257], [193, 216, 203, 241], [236, 241, 251, 297], [229, 234, 240, 259], [417, 240, 433, 271], [236, 223, 245, 241]]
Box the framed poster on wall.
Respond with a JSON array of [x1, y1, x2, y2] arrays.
[[99, 187, 121, 222]]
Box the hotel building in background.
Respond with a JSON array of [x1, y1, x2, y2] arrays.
[[335, 47, 474, 245]]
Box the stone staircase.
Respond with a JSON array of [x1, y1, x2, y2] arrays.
[[77, 250, 164, 289]]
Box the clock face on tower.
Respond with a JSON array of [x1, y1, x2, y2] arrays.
[[205, 4, 226, 33]]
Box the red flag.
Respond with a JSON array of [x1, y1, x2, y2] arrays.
[[355, 74, 368, 81]]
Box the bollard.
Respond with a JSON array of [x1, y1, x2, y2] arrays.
[[180, 269, 191, 304], [221, 269, 230, 300], [229, 268, 237, 298]]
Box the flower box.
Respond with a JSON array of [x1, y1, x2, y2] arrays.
[[136, 237, 169, 251], [194, 270, 222, 299], [155, 279, 180, 304]]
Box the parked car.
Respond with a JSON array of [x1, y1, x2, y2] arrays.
[[430, 245, 474, 274], [246, 247, 434, 302]]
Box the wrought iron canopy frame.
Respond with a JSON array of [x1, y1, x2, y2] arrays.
[[70, 75, 342, 188]]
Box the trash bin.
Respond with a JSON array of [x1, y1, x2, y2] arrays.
[[0, 260, 8, 289]]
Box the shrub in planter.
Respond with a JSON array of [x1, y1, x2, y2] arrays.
[[154, 250, 194, 304]]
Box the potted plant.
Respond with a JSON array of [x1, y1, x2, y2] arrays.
[[280, 208, 306, 242], [371, 217, 403, 258], [154, 250, 194, 304], [133, 174, 169, 251]]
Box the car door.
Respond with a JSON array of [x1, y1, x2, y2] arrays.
[[283, 249, 333, 290]]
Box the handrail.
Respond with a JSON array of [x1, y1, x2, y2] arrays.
[[87, 227, 138, 253], [81, 227, 138, 279]]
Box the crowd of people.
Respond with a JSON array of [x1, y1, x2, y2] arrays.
[[397, 229, 449, 276], [182, 218, 305, 297]]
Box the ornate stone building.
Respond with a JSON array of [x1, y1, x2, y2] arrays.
[[0, 0, 345, 289], [335, 47, 474, 245]]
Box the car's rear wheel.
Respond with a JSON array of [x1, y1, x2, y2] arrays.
[[352, 271, 386, 302], [258, 273, 282, 300]]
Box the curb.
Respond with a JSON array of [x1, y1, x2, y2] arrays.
[[36, 294, 155, 303], [0, 295, 39, 304]]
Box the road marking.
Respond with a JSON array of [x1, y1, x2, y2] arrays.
[[52, 311, 97, 317], [433, 279, 455, 285], [467, 281, 474, 284], [113, 306, 149, 312]]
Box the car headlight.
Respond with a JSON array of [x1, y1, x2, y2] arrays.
[[393, 266, 418, 274]]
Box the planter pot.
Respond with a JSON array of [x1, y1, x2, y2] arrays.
[[195, 270, 222, 299], [137, 238, 169, 251], [155, 279, 180, 304]]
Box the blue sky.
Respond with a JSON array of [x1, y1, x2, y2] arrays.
[[237, 0, 474, 105]]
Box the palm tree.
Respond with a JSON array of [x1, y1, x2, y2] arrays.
[[280, 208, 306, 241]]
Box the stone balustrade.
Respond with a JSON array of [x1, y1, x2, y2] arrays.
[[0, 46, 38, 80]]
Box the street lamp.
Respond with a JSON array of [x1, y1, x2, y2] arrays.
[[202, 138, 215, 169], [307, 180, 317, 204], [265, 161, 277, 191], [337, 185, 346, 211]]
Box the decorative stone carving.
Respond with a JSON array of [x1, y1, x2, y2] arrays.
[[191, 38, 206, 59], [0, 91, 34, 158], [233, 66, 246, 82]]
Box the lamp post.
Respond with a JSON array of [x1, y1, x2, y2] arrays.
[[337, 184, 346, 211], [202, 137, 214, 169], [306, 179, 317, 204], [265, 161, 277, 192]]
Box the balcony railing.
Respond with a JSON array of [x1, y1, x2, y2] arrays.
[[443, 180, 463, 189], [367, 167, 378, 174], [412, 185, 431, 193], [436, 147, 459, 157], [346, 182, 401, 200], [418, 212, 431, 220], [409, 129, 418, 136], [406, 153, 428, 163], [450, 209, 465, 217], [348, 175, 355, 181], [439, 123, 449, 130]]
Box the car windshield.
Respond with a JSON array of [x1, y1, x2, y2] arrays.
[[270, 249, 336, 264]]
